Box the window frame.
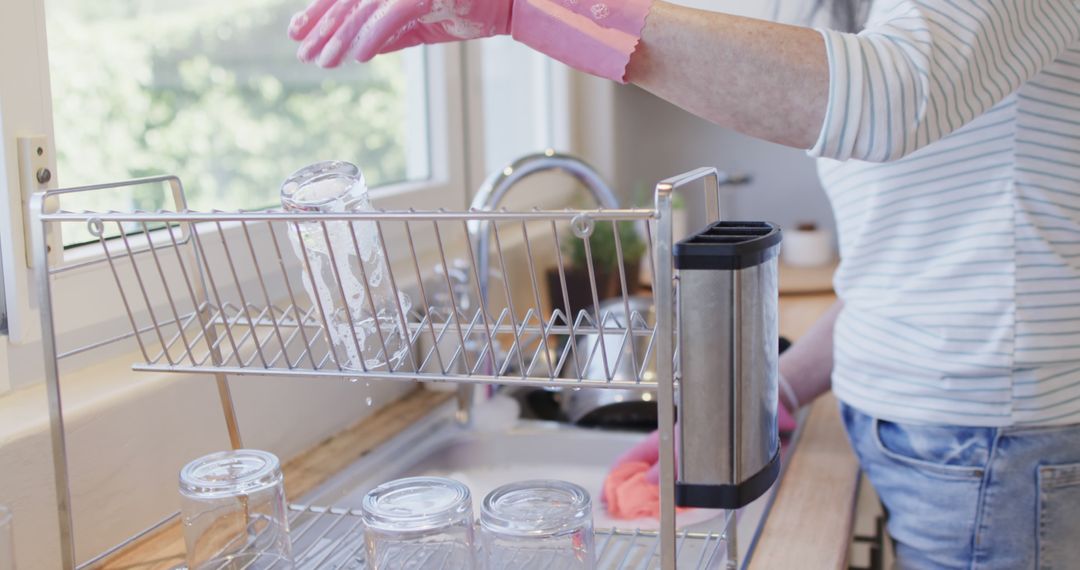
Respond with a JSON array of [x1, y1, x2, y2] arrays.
[[464, 40, 575, 204]]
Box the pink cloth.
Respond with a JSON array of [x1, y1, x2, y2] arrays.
[[604, 461, 691, 520], [603, 398, 797, 519], [288, 0, 654, 83], [604, 398, 799, 491]]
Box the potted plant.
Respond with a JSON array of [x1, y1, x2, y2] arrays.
[[547, 221, 647, 320]]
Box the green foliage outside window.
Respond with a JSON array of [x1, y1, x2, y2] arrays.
[[47, 0, 421, 244]]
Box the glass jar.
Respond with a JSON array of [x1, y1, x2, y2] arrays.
[[180, 450, 293, 569], [280, 161, 411, 371], [479, 480, 595, 570], [362, 477, 476, 569]]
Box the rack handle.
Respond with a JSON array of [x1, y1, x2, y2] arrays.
[[652, 166, 729, 570]]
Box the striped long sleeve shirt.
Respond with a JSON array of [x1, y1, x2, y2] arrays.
[[805, 0, 1080, 426]]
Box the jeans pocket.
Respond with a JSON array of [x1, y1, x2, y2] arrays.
[[1038, 462, 1080, 570], [872, 418, 988, 480]]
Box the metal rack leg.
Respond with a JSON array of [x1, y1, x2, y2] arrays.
[[191, 255, 242, 449], [45, 360, 77, 570], [657, 376, 678, 570], [34, 214, 78, 569], [214, 374, 244, 450], [655, 167, 726, 569], [455, 384, 474, 426], [655, 180, 679, 570], [726, 517, 739, 569]]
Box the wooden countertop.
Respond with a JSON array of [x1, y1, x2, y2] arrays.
[[102, 292, 857, 570], [748, 292, 860, 570]]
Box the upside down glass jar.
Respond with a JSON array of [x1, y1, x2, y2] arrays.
[[479, 480, 595, 570], [179, 450, 293, 570], [280, 161, 412, 371], [361, 477, 477, 569]]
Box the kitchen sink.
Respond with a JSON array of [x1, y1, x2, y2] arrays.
[[297, 394, 781, 567]]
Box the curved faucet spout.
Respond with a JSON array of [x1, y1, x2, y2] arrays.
[[468, 151, 620, 304], [471, 151, 620, 212]]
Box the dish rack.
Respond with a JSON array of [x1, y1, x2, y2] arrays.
[[30, 167, 736, 569]]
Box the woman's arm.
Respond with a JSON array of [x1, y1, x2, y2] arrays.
[[627, 2, 830, 149], [779, 300, 843, 409], [292, 0, 1080, 159], [629, 0, 1080, 162]]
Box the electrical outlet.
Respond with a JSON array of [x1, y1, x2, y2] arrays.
[[17, 135, 60, 268]]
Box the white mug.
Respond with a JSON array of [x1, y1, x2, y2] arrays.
[[782, 227, 835, 268]]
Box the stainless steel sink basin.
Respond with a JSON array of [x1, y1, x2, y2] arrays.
[[298, 395, 780, 567]]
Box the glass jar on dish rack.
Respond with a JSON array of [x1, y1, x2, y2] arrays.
[[280, 161, 412, 371]]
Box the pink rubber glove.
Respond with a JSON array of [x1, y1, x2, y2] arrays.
[[603, 394, 798, 496], [607, 430, 668, 490], [288, 0, 654, 83]]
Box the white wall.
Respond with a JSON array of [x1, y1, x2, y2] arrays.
[[590, 0, 837, 237], [608, 84, 837, 237]]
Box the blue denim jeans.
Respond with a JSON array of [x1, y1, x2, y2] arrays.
[[840, 402, 1080, 569]]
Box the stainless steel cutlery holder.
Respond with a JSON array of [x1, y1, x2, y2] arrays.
[[674, 222, 782, 509]]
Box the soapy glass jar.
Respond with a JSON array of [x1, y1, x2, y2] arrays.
[[280, 161, 411, 371]]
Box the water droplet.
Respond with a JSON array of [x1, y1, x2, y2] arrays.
[[570, 215, 595, 239], [365, 396, 374, 406], [572, 387, 582, 392], [349, 377, 359, 384], [364, 381, 371, 389]]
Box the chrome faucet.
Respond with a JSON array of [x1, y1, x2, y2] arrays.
[[455, 150, 621, 424], [468, 150, 621, 303]]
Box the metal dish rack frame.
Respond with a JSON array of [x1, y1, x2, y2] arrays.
[[31, 168, 734, 569]]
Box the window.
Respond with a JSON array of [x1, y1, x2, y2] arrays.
[[0, 0, 476, 383], [466, 38, 574, 210], [1, 0, 576, 389], [0, 1, 575, 562], [45, 0, 431, 247], [478, 37, 566, 172]]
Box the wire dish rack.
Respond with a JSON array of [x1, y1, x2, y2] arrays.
[[96, 206, 663, 388], [285, 506, 733, 570], [31, 167, 733, 569]]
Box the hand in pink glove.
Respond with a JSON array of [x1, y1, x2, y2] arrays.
[[609, 431, 663, 490], [289, 0, 513, 68], [288, 0, 654, 83], [603, 388, 799, 497]]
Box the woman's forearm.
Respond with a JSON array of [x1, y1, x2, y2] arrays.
[[626, 1, 829, 149], [779, 300, 842, 408]]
